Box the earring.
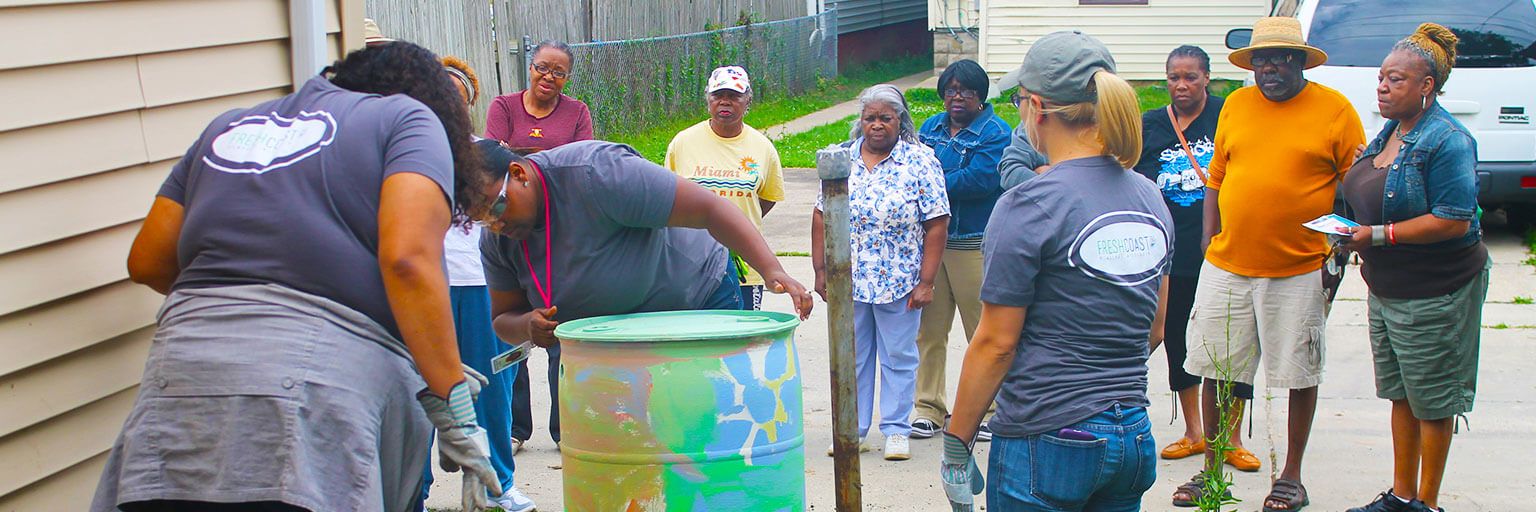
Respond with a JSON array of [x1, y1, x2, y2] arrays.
[[1423, 94, 1430, 110], [523, 181, 530, 187]]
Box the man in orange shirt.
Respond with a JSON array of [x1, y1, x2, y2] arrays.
[[1174, 17, 1365, 512]]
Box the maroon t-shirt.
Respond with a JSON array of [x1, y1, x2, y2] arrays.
[[484, 91, 594, 149]]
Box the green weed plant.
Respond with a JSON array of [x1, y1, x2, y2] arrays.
[[1196, 298, 1253, 512]]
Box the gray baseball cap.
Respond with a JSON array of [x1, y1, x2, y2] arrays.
[[995, 30, 1116, 104]]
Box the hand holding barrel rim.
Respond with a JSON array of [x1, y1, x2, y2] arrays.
[[525, 306, 560, 348]]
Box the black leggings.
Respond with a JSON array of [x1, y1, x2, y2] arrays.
[[1167, 274, 1254, 400], [121, 501, 308, 512]]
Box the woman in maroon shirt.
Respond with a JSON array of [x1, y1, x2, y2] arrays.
[[485, 40, 594, 149]]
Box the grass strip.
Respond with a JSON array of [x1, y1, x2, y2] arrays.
[[608, 55, 930, 163], [774, 80, 1245, 169]]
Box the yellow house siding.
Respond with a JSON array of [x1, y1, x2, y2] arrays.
[[980, 0, 1270, 81], [0, 0, 360, 506]]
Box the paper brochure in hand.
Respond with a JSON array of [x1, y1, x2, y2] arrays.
[[1303, 214, 1359, 234]]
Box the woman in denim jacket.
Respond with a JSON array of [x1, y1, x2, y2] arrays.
[[1337, 23, 1489, 512]]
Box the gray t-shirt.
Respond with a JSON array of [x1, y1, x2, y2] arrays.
[[980, 155, 1174, 437], [998, 124, 1049, 190], [160, 76, 454, 338], [481, 140, 729, 322]]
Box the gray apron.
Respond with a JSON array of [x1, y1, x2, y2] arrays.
[[91, 284, 432, 512]]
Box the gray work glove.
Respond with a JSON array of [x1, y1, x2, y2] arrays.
[[417, 379, 502, 512], [941, 430, 985, 512], [462, 364, 488, 397]]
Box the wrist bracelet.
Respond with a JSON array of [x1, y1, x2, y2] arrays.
[[1387, 223, 1398, 245], [1370, 225, 1387, 246]]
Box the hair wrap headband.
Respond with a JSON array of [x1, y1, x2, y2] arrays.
[[1398, 23, 1458, 93]]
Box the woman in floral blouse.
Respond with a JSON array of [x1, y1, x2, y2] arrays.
[[812, 84, 950, 461]]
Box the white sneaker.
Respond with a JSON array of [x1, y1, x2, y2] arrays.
[[884, 434, 911, 460], [826, 438, 869, 456], [496, 485, 537, 512]]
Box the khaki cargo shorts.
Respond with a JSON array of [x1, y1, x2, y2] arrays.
[[1183, 260, 1328, 389]]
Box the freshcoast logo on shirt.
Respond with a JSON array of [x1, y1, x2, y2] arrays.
[[204, 110, 337, 174], [1068, 211, 1170, 286]]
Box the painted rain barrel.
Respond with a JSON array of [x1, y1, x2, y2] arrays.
[[554, 310, 805, 512]]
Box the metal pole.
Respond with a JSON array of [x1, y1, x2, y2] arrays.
[[522, 35, 532, 90], [816, 145, 862, 512]]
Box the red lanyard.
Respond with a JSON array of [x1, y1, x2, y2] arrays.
[[518, 162, 553, 307]]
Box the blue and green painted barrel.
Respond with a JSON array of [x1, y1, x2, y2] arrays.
[[555, 310, 805, 511]]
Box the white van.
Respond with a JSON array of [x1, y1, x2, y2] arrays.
[[1230, 0, 1536, 216]]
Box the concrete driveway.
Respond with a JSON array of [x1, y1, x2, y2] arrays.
[[428, 168, 1536, 511]]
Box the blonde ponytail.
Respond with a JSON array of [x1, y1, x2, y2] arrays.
[[1091, 70, 1142, 169]]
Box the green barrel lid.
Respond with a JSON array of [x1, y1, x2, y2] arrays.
[[555, 310, 800, 343]]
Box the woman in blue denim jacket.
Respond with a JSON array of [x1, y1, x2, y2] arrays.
[[910, 59, 1013, 440], [1337, 23, 1489, 512]]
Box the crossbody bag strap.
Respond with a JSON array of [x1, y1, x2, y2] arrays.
[[1166, 105, 1208, 183]]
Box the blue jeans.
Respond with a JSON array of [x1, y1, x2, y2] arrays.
[[702, 257, 745, 310], [987, 405, 1156, 512], [416, 286, 519, 507]]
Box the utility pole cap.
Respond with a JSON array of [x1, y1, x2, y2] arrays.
[[816, 145, 851, 180]]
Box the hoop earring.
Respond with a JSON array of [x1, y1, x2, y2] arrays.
[[1423, 94, 1430, 111]]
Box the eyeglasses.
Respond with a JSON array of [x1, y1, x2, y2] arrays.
[[1249, 51, 1299, 69], [942, 89, 979, 100], [1009, 93, 1025, 108], [532, 63, 569, 80]]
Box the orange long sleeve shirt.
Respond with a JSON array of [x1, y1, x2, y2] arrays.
[[1205, 83, 1365, 278]]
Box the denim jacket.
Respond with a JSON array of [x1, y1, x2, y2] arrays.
[[1351, 101, 1481, 250], [917, 103, 1012, 241]]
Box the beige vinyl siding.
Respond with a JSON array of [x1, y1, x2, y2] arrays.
[[0, 0, 362, 506], [979, 0, 1270, 81]]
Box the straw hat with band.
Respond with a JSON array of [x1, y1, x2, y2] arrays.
[[363, 18, 394, 46], [1229, 17, 1328, 71]]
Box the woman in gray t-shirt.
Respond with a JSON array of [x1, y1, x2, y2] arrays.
[[99, 43, 507, 512], [939, 31, 1174, 512]]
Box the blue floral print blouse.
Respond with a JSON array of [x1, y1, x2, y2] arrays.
[[818, 138, 950, 304]]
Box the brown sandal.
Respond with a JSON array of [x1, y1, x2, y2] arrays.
[[1171, 473, 1231, 508], [1263, 478, 1310, 511]]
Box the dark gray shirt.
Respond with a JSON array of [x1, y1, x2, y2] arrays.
[[160, 76, 454, 338], [981, 155, 1173, 436], [998, 124, 1049, 190], [481, 140, 729, 322]]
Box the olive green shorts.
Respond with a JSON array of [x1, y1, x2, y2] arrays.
[[1366, 259, 1490, 420]]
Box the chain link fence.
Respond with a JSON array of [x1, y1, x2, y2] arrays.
[[522, 10, 838, 138]]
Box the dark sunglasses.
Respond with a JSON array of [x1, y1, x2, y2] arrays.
[[532, 63, 570, 80], [943, 89, 979, 100], [481, 172, 511, 223], [1249, 51, 1299, 68]]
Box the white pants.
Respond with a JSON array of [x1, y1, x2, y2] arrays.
[[854, 294, 922, 437]]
